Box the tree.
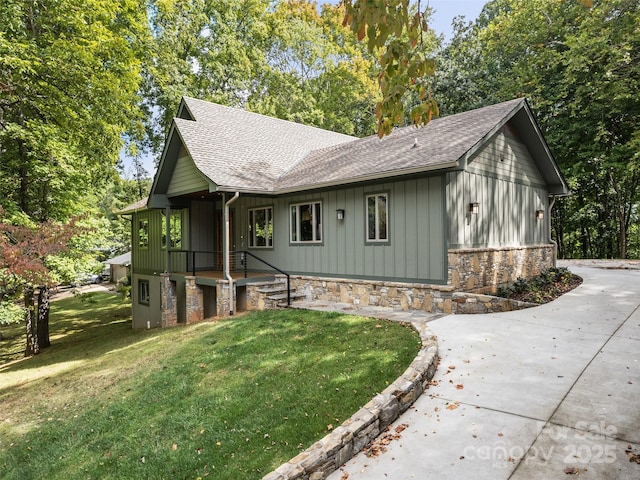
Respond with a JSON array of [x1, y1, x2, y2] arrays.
[[0, 213, 88, 355], [434, 0, 640, 259], [0, 0, 148, 222], [247, 0, 380, 136], [142, 0, 273, 153], [342, 0, 438, 136]]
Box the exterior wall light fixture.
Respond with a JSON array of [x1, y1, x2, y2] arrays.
[[336, 209, 345, 221], [536, 210, 545, 219], [469, 202, 480, 215]]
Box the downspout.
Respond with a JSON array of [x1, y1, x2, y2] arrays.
[[548, 196, 557, 267], [224, 192, 240, 315]]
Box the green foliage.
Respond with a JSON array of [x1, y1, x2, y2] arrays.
[[497, 267, 577, 303], [343, 0, 439, 136], [0, 301, 24, 326], [116, 274, 132, 300], [435, 0, 640, 259], [0, 0, 149, 222], [0, 297, 420, 479]]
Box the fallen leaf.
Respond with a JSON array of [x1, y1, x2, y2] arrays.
[[498, 433, 504, 437], [172, 443, 178, 451], [455, 384, 464, 390], [446, 403, 458, 410], [448, 365, 456, 370]]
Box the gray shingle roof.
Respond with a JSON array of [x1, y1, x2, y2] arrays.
[[277, 98, 525, 191], [176, 97, 356, 192], [116, 197, 148, 214], [163, 96, 566, 196]]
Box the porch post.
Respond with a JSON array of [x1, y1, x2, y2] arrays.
[[160, 273, 178, 327], [165, 205, 171, 274]]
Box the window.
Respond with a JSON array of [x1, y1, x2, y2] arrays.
[[138, 218, 149, 248], [162, 213, 182, 249], [138, 280, 150, 305], [290, 201, 322, 243], [366, 193, 388, 242], [249, 206, 273, 247]]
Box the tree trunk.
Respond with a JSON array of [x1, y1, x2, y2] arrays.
[[24, 287, 39, 356], [37, 286, 51, 349]]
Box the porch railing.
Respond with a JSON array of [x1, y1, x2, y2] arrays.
[[167, 249, 290, 306]]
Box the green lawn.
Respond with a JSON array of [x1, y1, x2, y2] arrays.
[[0, 293, 420, 479]]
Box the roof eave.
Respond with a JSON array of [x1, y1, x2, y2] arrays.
[[274, 161, 460, 194]]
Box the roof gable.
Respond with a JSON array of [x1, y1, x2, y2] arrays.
[[173, 98, 356, 193]]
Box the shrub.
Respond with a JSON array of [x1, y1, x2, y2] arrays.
[[0, 301, 25, 326]]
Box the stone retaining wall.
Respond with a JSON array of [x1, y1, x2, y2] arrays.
[[448, 245, 554, 293], [262, 321, 438, 480], [452, 292, 537, 314]]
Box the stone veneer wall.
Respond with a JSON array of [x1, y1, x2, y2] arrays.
[[262, 321, 438, 480], [160, 274, 177, 327], [162, 246, 552, 323], [448, 245, 554, 293], [290, 277, 457, 314]]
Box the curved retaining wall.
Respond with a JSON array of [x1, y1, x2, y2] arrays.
[[262, 321, 438, 480]]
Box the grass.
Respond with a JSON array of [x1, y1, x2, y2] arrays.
[[0, 293, 421, 480]]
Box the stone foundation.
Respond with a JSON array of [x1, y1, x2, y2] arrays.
[[290, 276, 456, 314], [185, 276, 204, 324], [216, 280, 234, 316], [448, 245, 554, 293], [160, 246, 553, 322], [160, 274, 178, 327]]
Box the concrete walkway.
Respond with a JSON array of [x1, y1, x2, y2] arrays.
[[320, 265, 640, 479]]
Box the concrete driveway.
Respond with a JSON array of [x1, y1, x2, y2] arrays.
[[328, 265, 640, 479]]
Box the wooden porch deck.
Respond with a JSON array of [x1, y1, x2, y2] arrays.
[[171, 270, 279, 285]]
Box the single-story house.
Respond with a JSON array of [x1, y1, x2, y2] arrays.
[[120, 96, 569, 329], [104, 251, 131, 283]]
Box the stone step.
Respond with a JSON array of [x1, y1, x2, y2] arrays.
[[267, 291, 306, 301], [256, 285, 289, 294]]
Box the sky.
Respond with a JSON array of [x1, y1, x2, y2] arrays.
[[427, 0, 487, 39], [120, 0, 489, 179]]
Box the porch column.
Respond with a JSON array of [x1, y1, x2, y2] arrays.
[[164, 205, 171, 273], [160, 273, 178, 327], [185, 276, 204, 324]]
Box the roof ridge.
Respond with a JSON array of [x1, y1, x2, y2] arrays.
[[180, 96, 356, 140]]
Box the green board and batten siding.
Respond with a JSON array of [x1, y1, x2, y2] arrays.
[[167, 148, 209, 197], [447, 130, 549, 249], [237, 175, 447, 284], [131, 209, 189, 275]]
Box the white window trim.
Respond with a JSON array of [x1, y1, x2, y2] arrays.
[[248, 206, 273, 248], [290, 201, 322, 244], [366, 193, 389, 243]]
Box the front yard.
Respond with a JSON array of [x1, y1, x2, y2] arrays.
[[0, 293, 420, 479]]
